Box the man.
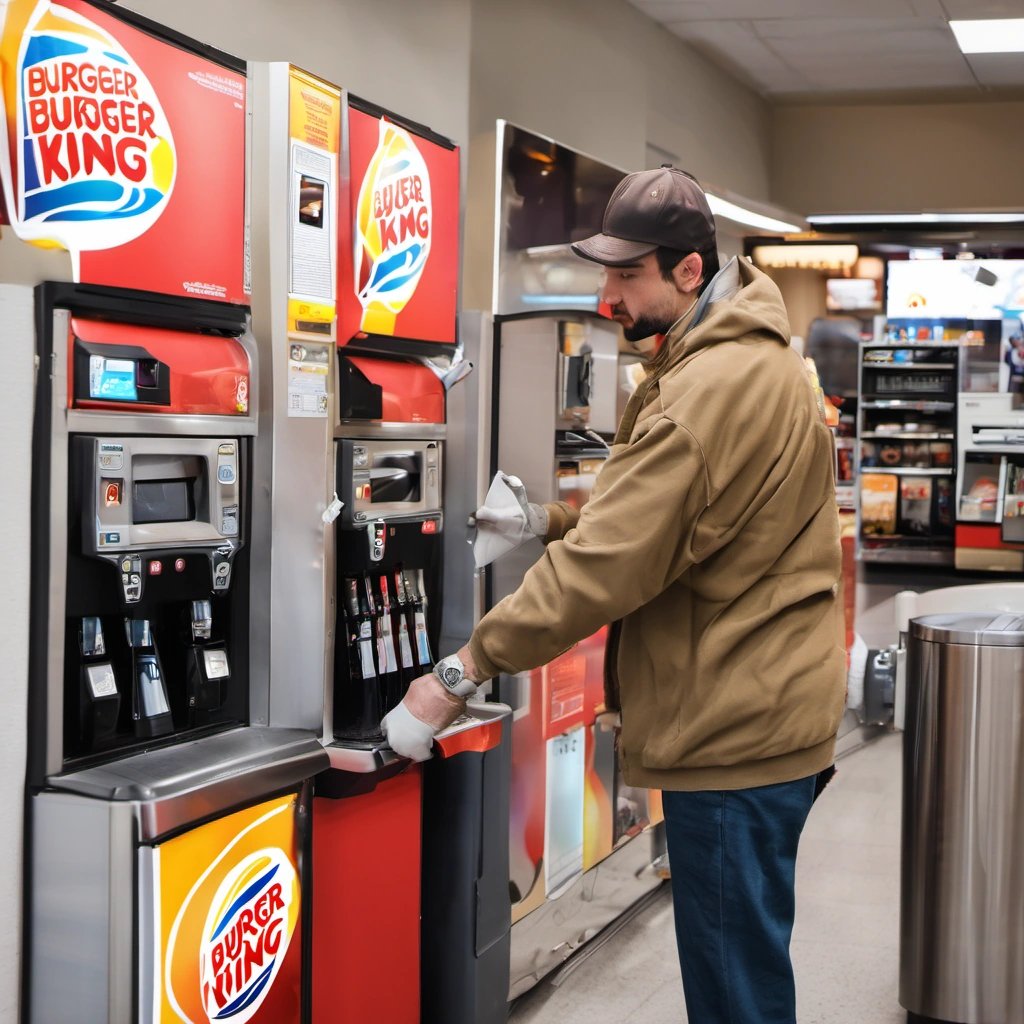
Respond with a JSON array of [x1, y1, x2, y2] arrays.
[[383, 165, 846, 1023]]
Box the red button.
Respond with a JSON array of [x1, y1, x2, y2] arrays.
[[174, 558, 186, 573], [104, 482, 120, 507], [148, 560, 162, 576], [421, 519, 438, 534]]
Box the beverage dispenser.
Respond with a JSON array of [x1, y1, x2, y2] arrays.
[[307, 90, 512, 1024]]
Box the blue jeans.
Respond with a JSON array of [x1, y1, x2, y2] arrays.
[[662, 775, 817, 1024]]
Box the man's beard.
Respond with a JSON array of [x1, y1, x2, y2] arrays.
[[622, 314, 674, 343]]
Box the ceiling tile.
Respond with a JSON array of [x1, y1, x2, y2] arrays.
[[664, 20, 811, 93], [940, 0, 1024, 15], [967, 52, 1024, 85], [633, 0, 917, 18]]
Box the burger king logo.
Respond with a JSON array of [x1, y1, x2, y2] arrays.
[[354, 117, 431, 335], [196, 849, 297, 1022], [0, 0, 175, 254]]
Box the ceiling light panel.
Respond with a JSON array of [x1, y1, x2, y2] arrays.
[[950, 18, 1024, 53]]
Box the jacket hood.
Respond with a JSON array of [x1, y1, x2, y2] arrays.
[[650, 257, 791, 378]]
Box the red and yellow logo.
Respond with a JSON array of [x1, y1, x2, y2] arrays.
[[0, 0, 175, 255], [354, 117, 431, 335], [157, 796, 301, 1024]]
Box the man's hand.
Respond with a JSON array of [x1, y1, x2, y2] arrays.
[[381, 673, 466, 761], [474, 474, 548, 538]]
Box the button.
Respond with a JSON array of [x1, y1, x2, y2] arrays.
[[104, 482, 121, 506], [215, 562, 230, 577], [121, 558, 132, 573], [218, 443, 236, 456], [421, 519, 438, 534], [221, 517, 237, 535], [121, 573, 129, 584], [218, 464, 236, 484], [148, 560, 162, 576], [174, 558, 186, 573], [130, 574, 141, 585]]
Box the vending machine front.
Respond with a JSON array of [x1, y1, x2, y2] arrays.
[[25, 285, 326, 1024], [4, 9, 329, 1022]]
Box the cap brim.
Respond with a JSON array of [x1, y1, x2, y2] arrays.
[[570, 233, 657, 266]]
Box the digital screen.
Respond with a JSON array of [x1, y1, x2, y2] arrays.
[[132, 479, 196, 525], [89, 355, 137, 401], [370, 453, 421, 503]]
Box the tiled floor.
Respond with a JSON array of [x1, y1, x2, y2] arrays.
[[509, 732, 906, 1024]]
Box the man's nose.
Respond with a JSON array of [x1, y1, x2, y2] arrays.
[[599, 279, 619, 305]]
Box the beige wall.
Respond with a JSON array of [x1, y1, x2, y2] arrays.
[[773, 100, 1024, 215]]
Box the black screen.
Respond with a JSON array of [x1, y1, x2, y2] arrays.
[[370, 454, 420, 503], [132, 479, 196, 524]]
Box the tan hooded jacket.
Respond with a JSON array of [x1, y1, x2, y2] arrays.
[[468, 257, 847, 791]]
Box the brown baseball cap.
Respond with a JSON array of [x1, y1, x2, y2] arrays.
[[572, 165, 716, 266]]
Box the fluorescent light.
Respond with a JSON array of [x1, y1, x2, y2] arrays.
[[950, 18, 1024, 54], [706, 193, 802, 234], [909, 248, 943, 260], [752, 244, 859, 270], [808, 212, 1024, 226]]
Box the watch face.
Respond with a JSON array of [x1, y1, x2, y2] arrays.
[[442, 665, 462, 686]]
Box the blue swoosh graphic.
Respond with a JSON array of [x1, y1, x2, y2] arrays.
[[211, 864, 279, 941], [380, 158, 411, 177], [213, 961, 275, 1019], [25, 179, 124, 218], [42, 188, 165, 221], [102, 51, 128, 64], [367, 244, 423, 291], [23, 35, 88, 68]]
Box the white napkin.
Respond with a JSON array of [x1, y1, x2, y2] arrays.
[[473, 472, 531, 568]]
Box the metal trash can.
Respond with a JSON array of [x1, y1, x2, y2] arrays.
[[901, 613, 1024, 1024]]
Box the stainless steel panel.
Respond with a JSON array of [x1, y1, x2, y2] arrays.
[[137, 844, 158, 1024], [911, 611, 1024, 646], [442, 311, 491, 653], [901, 632, 1024, 1022], [508, 824, 665, 999], [335, 421, 447, 441], [49, 726, 327, 841], [30, 792, 136, 1024], [66, 410, 257, 437], [248, 62, 333, 732]]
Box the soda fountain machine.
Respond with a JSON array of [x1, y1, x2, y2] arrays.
[[5, 8, 329, 1022], [250, 88, 514, 1024]]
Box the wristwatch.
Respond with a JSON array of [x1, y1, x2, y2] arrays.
[[432, 653, 477, 699]]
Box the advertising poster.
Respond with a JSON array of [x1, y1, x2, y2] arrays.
[[861, 473, 899, 535], [286, 340, 329, 417], [148, 794, 303, 1024], [336, 104, 459, 345], [0, 0, 246, 302], [287, 67, 339, 337]]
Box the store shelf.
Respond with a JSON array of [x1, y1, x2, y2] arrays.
[[861, 400, 955, 411], [859, 466, 954, 476], [864, 362, 957, 370], [860, 546, 955, 566], [861, 432, 954, 441]]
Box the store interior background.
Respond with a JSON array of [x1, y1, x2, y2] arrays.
[[2, 0, 1022, 1018]]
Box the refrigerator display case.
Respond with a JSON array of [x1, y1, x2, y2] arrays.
[[857, 342, 959, 565]]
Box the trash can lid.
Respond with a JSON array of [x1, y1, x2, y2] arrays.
[[911, 612, 1024, 646]]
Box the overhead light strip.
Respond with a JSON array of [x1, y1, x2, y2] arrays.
[[950, 18, 1024, 54], [808, 212, 1024, 226], [706, 193, 802, 234]]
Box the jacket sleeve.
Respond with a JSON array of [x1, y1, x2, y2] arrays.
[[542, 501, 580, 542], [468, 416, 709, 679]]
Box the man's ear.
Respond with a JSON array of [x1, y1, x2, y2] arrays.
[[672, 252, 703, 294]]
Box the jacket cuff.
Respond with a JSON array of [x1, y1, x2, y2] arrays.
[[467, 633, 503, 682], [542, 501, 578, 543]]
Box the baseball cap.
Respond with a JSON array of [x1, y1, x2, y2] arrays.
[[572, 165, 716, 267]]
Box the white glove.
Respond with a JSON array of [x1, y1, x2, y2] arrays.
[[503, 475, 549, 537], [472, 473, 548, 568], [381, 700, 436, 762], [380, 672, 466, 761]]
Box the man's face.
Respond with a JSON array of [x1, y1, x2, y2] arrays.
[[599, 252, 694, 344]]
